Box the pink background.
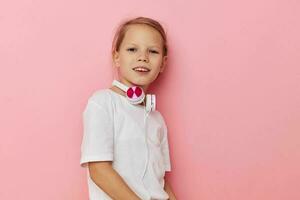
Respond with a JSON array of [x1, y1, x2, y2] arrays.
[[1, 0, 299, 199]]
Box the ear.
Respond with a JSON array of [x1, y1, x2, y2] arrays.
[[160, 56, 168, 73], [113, 50, 121, 68]]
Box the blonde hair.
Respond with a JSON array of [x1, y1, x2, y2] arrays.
[[111, 17, 168, 57]]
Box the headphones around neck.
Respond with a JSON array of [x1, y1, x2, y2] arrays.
[[112, 80, 156, 112]]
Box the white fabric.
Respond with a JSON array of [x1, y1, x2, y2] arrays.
[[80, 89, 171, 200]]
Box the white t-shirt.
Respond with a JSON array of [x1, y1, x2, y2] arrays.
[[80, 88, 172, 200]]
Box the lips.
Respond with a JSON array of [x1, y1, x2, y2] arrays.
[[133, 66, 150, 72]]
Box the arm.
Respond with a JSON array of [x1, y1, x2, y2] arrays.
[[164, 179, 177, 200], [88, 161, 141, 200]]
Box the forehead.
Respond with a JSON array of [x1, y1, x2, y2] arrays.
[[122, 24, 163, 47]]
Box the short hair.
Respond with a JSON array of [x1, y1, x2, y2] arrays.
[[111, 17, 168, 57]]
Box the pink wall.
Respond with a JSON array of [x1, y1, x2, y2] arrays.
[[1, 0, 299, 199]]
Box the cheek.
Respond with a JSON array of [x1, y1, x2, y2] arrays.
[[150, 54, 161, 61], [120, 55, 134, 65], [152, 57, 163, 66]]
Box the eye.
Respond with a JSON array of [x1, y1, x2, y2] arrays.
[[127, 48, 137, 52], [149, 50, 159, 54]]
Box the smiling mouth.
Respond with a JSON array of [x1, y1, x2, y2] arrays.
[[133, 66, 151, 72]]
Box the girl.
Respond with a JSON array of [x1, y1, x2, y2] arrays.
[[80, 17, 176, 200]]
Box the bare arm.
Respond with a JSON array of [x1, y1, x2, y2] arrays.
[[88, 161, 141, 200], [164, 179, 177, 200]]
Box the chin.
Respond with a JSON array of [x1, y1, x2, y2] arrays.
[[129, 77, 148, 85], [134, 79, 154, 87]]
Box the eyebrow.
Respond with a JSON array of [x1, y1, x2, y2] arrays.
[[127, 43, 161, 48]]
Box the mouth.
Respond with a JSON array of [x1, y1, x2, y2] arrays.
[[132, 66, 151, 73]]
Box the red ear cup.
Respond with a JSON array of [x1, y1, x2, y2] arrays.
[[127, 86, 143, 98], [112, 80, 155, 109], [126, 86, 145, 105], [127, 87, 134, 98]]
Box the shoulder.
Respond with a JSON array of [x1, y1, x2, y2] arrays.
[[86, 88, 112, 106], [83, 88, 115, 114], [152, 110, 167, 127]]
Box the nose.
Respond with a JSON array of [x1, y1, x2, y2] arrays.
[[137, 51, 149, 62]]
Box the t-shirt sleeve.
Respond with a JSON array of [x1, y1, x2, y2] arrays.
[[80, 99, 114, 168], [161, 121, 172, 172]]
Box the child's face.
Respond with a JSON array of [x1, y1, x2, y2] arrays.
[[113, 24, 167, 91]]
